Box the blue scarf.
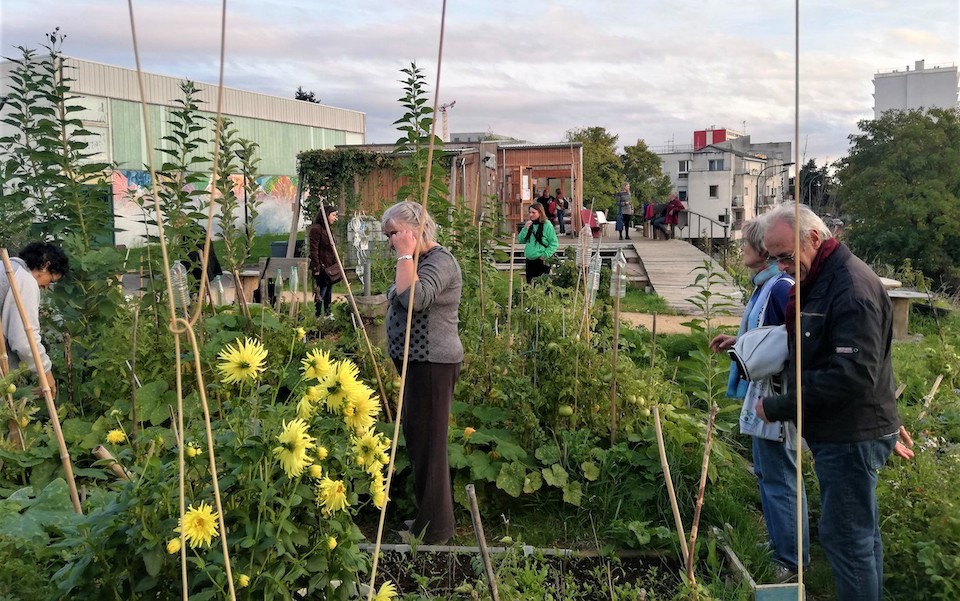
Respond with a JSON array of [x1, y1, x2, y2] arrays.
[[726, 263, 782, 399]]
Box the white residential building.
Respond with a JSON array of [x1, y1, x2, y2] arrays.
[[873, 60, 960, 118], [657, 128, 792, 241]]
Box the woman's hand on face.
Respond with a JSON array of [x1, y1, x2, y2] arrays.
[[391, 229, 417, 255], [524, 220, 533, 229]]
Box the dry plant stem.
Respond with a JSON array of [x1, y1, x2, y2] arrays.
[[318, 204, 391, 422], [467, 484, 501, 601], [505, 233, 516, 348], [652, 404, 689, 564], [894, 382, 906, 400], [476, 225, 487, 356], [685, 402, 719, 586], [917, 374, 944, 423], [93, 445, 131, 480], [368, 3, 448, 597], [0, 250, 82, 514], [609, 263, 621, 444], [231, 266, 251, 320]]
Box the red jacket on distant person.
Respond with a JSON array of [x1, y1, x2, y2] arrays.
[[665, 197, 685, 225]]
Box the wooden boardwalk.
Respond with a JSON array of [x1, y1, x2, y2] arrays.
[[502, 232, 743, 315]]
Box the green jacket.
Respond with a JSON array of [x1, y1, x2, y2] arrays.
[[519, 221, 558, 260]]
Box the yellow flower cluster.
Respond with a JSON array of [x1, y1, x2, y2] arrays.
[[299, 354, 381, 435], [106, 429, 127, 444], [217, 337, 268, 385], [317, 476, 350, 516]]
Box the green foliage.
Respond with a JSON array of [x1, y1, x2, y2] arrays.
[[213, 119, 260, 275], [565, 127, 622, 213], [392, 62, 450, 228], [297, 148, 394, 217], [837, 108, 960, 290], [621, 139, 672, 205]]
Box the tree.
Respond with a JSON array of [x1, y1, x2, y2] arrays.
[[796, 159, 835, 215], [295, 86, 320, 103], [620, 139, 672, 205], [565, 127, 621, 213], [837, 108, 960, 289]]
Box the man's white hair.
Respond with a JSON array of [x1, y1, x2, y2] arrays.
[[765, 203, 833, 240]]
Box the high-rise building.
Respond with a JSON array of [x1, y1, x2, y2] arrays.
[[873, 60, 959, 119]]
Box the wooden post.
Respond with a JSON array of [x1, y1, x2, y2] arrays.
[[505, 233, 516, 348], [0, 250, 82, 514], [467, 484, 501, 601], [609, 262, 621, 445], [653, 405, 688, 564]]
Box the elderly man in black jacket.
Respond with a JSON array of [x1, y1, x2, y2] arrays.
[[757, 204, 901, 600]]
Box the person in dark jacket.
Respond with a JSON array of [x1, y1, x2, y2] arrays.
[[308, 206, 340, 317], [614, 182, 634, 240], [757, 203, 901, 600]]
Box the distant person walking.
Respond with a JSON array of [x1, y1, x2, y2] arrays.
[[615, 183, 633, 240], [554, 188, 569, 235], [308, 206, 341, 318], [519, 202, 558, 284]]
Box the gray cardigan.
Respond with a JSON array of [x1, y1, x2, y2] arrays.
[[386, 246, 463, 364]]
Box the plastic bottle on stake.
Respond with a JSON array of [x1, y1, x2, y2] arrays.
[[610, 249, 627, 298], [588, 251, 602, 304], [170, 261, 190, 312], [288, 266, 299, 296], [274, 269, 284, 309]]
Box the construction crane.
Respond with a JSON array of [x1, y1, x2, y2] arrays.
[[438, 100, 456, 142]]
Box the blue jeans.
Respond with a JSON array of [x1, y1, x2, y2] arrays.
[[753, 436, 809, 571], [809, 434, 897, 601]]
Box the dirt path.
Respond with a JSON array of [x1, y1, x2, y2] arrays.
[[620, 312, 740, 334]]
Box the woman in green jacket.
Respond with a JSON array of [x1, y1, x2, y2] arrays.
[[519, 202, 559, 284]]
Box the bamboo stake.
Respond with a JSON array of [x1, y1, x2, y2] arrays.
[[652, 404, 688, 564], [505, 233, 516, 348], [650, 312, 658, 369], [917, 374, 944, 423], [0, 250, 82, 514], [609, 262, 621, 445], [467, 484, 501, 601], [93, 445, 131, 480], [686, 402, 719, 587], [477, 217, 487, 358], [318, 204, 392, 423]]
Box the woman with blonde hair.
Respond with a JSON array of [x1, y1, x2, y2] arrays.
[[381, 201, 463, 545]]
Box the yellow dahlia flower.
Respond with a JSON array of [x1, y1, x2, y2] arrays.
[[317, 476, 350, 516], [166, 537, 182, 554], [370, 475, 387, 509], [309, 464, 323, 479], [374, 581, 398, 601], [319, 361, 363, 414], [237, 574, 250, 588], [273, 418, 315, 478], [176, 501, 219, 548], [301, 348, 334, 381], [353, 429, 390, 472], [343, 387, 379, 432], [327, 536, 337, 550], [106, 429, 127, 444], [217, 337, 268, 385]]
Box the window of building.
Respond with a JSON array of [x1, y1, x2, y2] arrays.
[[678, 160, 689, 179], [709, 185, 719, 198], [678, 190, 687, 201], [708, 159, 725, 171]]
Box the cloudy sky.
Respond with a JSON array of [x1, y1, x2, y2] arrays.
[[2, 0, 957, 164]]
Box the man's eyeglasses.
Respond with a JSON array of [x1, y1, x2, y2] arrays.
[[768, 251, 795, 264]]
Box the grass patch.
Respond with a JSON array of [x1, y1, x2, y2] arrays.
[[619, 286, 674, 314]]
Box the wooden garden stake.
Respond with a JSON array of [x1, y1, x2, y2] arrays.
[[917, 374, 943, 423], [506, 233, 516, 347], [686, 402, 719, 587], [652, 404, 688, 564], [467, 484, 501, 601], [1, 249, 82, 514], [93, 445, 131, 480], [130, 305, 140, 437], [609, 261, 622, 445]]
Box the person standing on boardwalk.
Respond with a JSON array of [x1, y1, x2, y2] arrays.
[[308, 206, 341, 318], [554, 188, 569, 235], [615, 182, 633, 240], [757, 203, 901, 600], [519, 202, 558, 284]]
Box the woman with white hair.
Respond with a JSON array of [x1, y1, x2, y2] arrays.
[[381, 201, 463, 545]]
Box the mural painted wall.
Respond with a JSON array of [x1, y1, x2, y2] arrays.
[[112, 169, 303, 247]]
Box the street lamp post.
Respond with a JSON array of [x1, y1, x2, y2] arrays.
[[755, 161, 795, 212]]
